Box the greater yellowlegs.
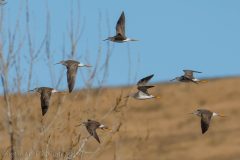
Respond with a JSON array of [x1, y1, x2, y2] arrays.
[[191, 108, 225, 134], [171, 70, 204, 84], [104, 11, 137, 42], [56, 60, 91, 93], [81, 119, 109, 143], [127, 74, 160, 100], [28, 87, 58, 116], [0, 0, 6, 5]]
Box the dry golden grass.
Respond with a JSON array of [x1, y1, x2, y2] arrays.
[[0, 77, 240, 160]]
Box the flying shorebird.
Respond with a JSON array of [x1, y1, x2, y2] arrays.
[[56, 60, 91, 93], [28, 87, 59, 116], [170, 70, 205, 84], [126, 74, 160, 100], [191, 108, 225, 134], [104, 11, 138, 42], [80, 119, 109, 143], [0, 0, 7, 5]]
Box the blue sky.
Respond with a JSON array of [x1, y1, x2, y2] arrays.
[[2, 0, 240, 92]]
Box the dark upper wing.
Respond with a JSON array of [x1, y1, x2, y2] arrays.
[[183, 70, 202, 79], [116, 11, 125, 37], [66, 59, 80, 64], [183, 70, 194, 79], [92, 129, 100, 143], [137, 74, 154, 86], [0, 0, 6, 5], [40, 91, 52, 116], [137, 85, 155, 94], [183, 69, 202, 73], [67, 64, 78, 93], [200, 113, 212, 134], [86, 125, 100, 143]]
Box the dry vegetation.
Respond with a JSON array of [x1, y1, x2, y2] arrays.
[[0, 77, 240, 160], [0, 1, 240, 160]]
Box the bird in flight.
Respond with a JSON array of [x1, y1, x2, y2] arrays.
[[79, 119, 110, 143], [171, 70, 207, 84], [104, 11, 138, 42], [126, 74, 160, 100], [0, 0, 7, 5], [56, 60, 91, 93], [28, 87, 59, 116], [190, 108, 225, 134]]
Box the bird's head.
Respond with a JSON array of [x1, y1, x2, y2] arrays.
[[55, 60, 67, 66], [76, 120, 89, 127], [189, 109, 202, 117], [124, 93, 135, 99], [170, 77, 180, 82], [194, 109, 202, 116], [103, 37, 114, 41], [28, 88, 41, 93], [81, 121, 87, 126]]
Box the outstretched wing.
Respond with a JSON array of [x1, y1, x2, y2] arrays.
[[92, 130, 100, 143], [200, 113, 212, 134], [137, 90, 151, 97], [40, 91, 52, 116], [0, 0, 7, 5], [137, 74, 154, 86], [116, 11, 125, 37], [183, 70, 202, 79], [183, 70, 194, 79], [86, 125, 101, 143], [67, 64, 78, 93], [137, 86, 155, 94]]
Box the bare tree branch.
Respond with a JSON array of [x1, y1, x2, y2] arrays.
[[1, 74, 15, 160]]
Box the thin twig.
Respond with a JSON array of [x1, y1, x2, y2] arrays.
[[1, 74, 15, 160]]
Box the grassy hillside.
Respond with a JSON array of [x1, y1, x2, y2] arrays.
[[0, 77, 240, 160]]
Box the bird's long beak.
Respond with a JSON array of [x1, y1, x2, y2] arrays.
[[75, 123, 84, 127], [187, 112, 195, 115], [155, 96, 161, 99], [103, 38, 110, 41], [170, 78, 176, 81], [28, 89, 35, 92], [54, 62, 62, 65]]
